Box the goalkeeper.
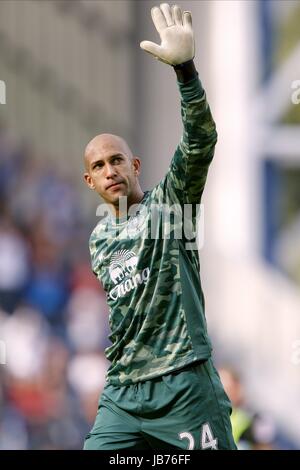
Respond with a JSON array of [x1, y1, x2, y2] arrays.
[[83, 3, 236, 450]]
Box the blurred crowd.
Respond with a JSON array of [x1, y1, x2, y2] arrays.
[[0, 125, 110, 449]]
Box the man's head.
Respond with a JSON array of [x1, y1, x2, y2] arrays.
[[84, 134, 143, 212]]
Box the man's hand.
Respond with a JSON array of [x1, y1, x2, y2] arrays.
[[140, 3, 194, 66]]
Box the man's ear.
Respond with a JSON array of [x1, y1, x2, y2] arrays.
[[84, 172, 95, 190], [132, 157, 141, 176]]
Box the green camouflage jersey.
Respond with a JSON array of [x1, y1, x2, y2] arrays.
[[89, 76, 217, 386]]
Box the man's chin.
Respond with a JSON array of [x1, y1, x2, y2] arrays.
[[110, 192, 129, 205]]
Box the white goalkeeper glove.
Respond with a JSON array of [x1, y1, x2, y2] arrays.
[[140, 3, 195, 66]]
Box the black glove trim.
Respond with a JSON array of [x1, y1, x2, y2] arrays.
[[173, 59, 198, 83]]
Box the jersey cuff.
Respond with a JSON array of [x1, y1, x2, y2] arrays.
[[173, 59, 198, 84]]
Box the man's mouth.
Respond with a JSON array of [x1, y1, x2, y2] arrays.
[[106, 182, 123, 190]]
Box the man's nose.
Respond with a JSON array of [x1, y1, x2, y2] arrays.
[[104, 163, 116, 178]]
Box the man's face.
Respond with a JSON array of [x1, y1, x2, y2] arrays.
[[84, 135, 141, 207]]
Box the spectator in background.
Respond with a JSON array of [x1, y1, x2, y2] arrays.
[[0, 211, 30, 313], [218, 366, 277, 450]]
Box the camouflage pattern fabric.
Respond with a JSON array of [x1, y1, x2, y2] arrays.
[[89, 77, 218, 385]]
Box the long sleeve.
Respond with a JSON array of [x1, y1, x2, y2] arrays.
[[166, 73, 218, 205]]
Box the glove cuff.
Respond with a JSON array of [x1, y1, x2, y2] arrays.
[[173, 59, 198, 84]]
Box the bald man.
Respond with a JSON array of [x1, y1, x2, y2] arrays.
[[84, 134, 144, 215], [83, 3, 236, 451]]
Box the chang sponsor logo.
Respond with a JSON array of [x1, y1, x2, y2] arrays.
[[109, 250, 138, 284], [108, 250, 149, 301]]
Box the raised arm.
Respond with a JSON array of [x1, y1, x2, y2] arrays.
[[140, 3, 217, 205]]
